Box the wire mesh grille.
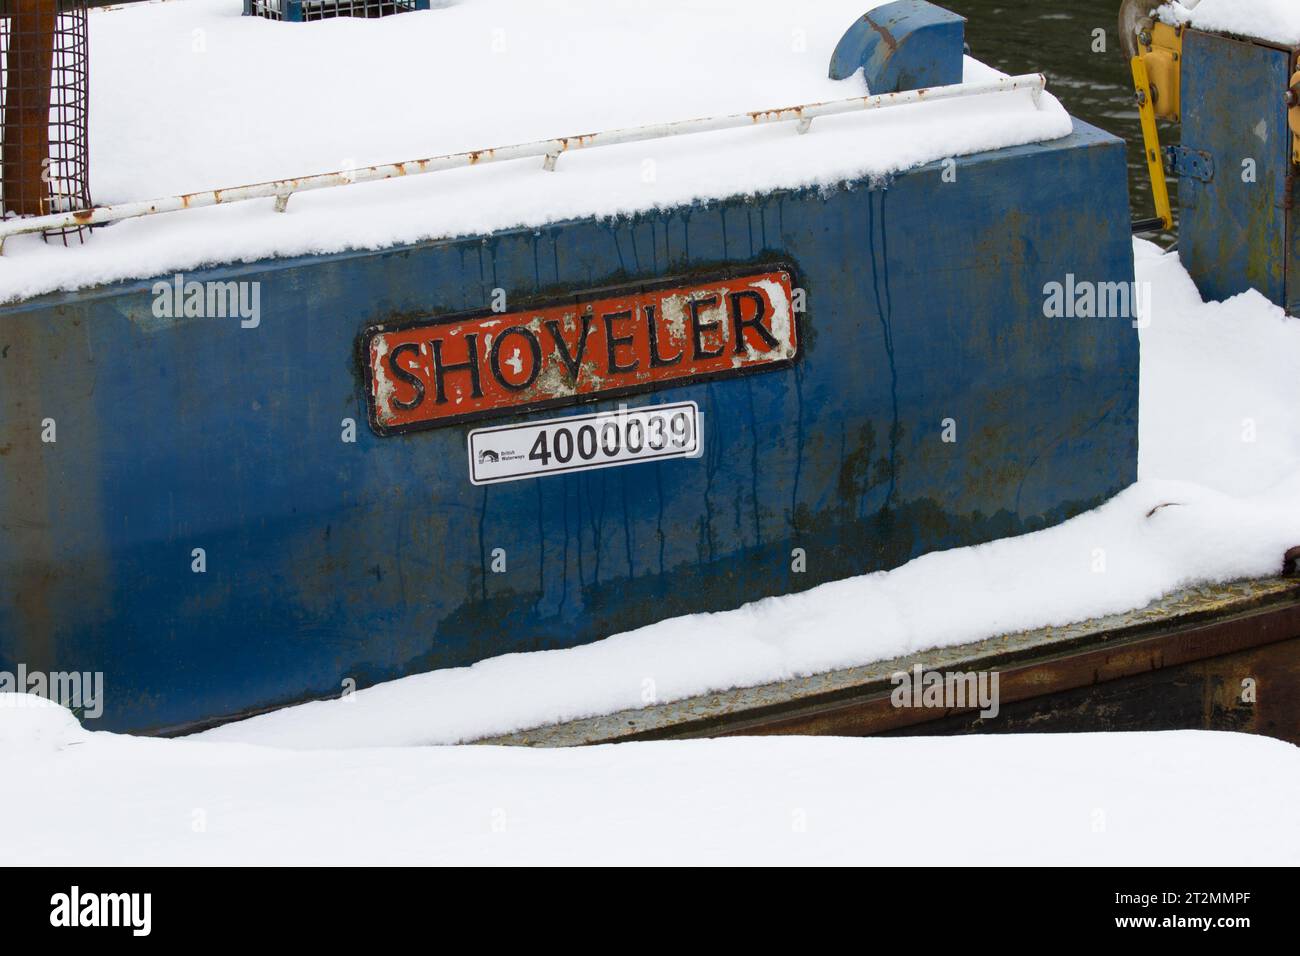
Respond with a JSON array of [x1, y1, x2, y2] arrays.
[[246, 0, 425, 22], [0, 0, 91, 244]]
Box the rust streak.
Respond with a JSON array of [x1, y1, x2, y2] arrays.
[[869, 18, 898, 54]]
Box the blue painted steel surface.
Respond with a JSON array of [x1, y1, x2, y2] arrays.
[[828, 0, 965, 92], [1179, 29, 1291, 308], [0, 119, 1137, 732]]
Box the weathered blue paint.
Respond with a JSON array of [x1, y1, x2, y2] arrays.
[[0, 119, 1137, 733], [1179, 29, 1292, 309], [828, 0, 966, 92]]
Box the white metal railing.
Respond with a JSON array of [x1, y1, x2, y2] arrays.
[[0, 73, 1046, 253]]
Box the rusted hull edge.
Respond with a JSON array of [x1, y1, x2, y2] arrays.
[[478, 577, 1300, 746]]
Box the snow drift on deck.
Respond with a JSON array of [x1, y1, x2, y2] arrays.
[[3, 697, 1298, 865], [0, 0, 1071, 303], [1160, 0, 1300, 46]]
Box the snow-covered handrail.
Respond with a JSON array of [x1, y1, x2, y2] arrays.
[[0, 73, 1046, 253]]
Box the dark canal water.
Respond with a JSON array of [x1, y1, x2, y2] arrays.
[[945, 0, 1177, 237]]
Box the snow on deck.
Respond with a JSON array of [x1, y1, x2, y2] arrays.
[[0, 0, 1072, 303], [3, 697, 1298, 865], [192, 239, 1300, 749], [1160, 0, 1300, 47]]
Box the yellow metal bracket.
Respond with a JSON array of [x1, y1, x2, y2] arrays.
[[1127, 22, 1182, 232], [1139, 22, 1182, 120], [1131, 54, 1173, 232], [1288, 61, 1300, 165]]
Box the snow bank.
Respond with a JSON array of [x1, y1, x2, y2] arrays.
[[1135, 239, 1300, 496], [1160, 0, 1300, 47], [3, 699, 1296, 865], [0, 694, 84, 754], [0, 0, 1071, 303], [193, 238, 1300, 749]]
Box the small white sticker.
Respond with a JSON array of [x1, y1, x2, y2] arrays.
[[467, 401, 702, 485]]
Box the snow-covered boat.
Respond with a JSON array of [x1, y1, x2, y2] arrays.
[[5, 0, 1283, 735]]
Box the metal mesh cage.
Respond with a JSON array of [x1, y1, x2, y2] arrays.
[[245, 0, 429, 22], [0, 0, 91, 244]]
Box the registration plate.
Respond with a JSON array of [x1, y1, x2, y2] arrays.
[[467, 402, 701, 485]]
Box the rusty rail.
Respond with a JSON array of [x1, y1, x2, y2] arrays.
[[0, 72, 1047, 253], [480, 577, 1300, 746]]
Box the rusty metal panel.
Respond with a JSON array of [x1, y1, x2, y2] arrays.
[[0, 119, 1137, 733], [0, 0, 92, 242], [884, 636, 1300, 743]]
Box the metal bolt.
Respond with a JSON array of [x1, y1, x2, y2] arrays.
[[1138, 30, 1151, 46], [1136, 89, 1147, 106]]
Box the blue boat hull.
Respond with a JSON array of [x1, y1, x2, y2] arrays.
[[0, 118, 1137, 733]]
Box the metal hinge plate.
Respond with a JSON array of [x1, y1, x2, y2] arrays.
[[1164, 145, 1214, 182]]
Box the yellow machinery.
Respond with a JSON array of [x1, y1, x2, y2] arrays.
[[1119, 3, 1182, 232], [1120, 0, 1300, 312]]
